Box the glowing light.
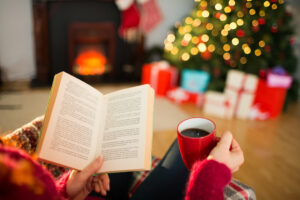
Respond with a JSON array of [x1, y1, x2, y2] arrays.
[[200, 1, 208, 7], [182, 53, 190, 61], [237, 19, 244, 26], [255, 49, 262, 56], [272, 4, 278, 9], [224, 24, 231, 31], [167, 34, 175, 43], [192, 36, 200, 44], [243, 46, 251, 54], [208, 44, 215, 52], [230, 22, 237, 29], [240, 57, 247, 64], [197, 43, 207, 52], [215, 3, 222, 10], [202, 10, 210, 18], [206, 23, 214, 30], [201, 34, 209, 42], [249, 9, 256, 15], [185, 17, 193, 24], [171, 47, 178, 55], [193, 19, 201, 27], [232, 38, 239, 45], [165, 43, 173, 51], [212, 29, 219, 36], [279, 0, 284, 4], [220, 14, 227, 21], [223, 53, 231, 60], [246, 2, 252, 8], [224, 6, 231, 13], [190, 47, 199, 55], [184, 25, 192, 33], [264, 1, 270, 7], [196, 10, 202, 17], [237, 11, 244, 18], [229, 0, 235, 6], [252, 20, 259, 26], [184, 33, 192, 41], [221, 29, 229, 36], [223, 44, 231, 51], [178, 26, 185, 34], [259, 10, 266, 17], [259, 40, 266, 47]]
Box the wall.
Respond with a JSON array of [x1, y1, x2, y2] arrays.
[[0, 0, 299, 83], [0, 0, 35, 81]]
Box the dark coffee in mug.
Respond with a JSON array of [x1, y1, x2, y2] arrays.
[[181, 128, 210, 138]]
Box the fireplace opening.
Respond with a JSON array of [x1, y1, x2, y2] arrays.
[[68, 22, 115, 82], [31, 0, 145, 86]]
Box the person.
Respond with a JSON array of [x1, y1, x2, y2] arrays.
[[0, 131, 243, 200]]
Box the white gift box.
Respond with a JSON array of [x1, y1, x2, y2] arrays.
[[225, 70, 258, 119], [203, 91, 234, 119]]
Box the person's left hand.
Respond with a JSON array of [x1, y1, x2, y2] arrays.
[[66, 156, 110, 200]]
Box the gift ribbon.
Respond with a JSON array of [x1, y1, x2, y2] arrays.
[[226, 74, 256, 116], [204, 96, 232, 118]]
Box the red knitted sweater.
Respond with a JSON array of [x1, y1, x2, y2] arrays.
[[0, 146, 231, 200]]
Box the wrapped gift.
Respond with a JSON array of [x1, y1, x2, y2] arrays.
[[224, 70, 258, 119], [252, 79, 287, 118], [251, 67, 292, 119], [203, 91, 234, 119], [181, 69, 210, 93], [167, 87, 204, 107], [141, 61, 178, 96], [266, 66, 292, 88]]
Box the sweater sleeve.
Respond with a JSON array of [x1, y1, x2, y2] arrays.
[[185, 159, 231, 200], [56, 171, 72, 200]]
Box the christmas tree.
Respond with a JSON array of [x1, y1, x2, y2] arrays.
[[164, 0, 298, 102]]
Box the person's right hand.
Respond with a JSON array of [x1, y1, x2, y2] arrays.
[[207, 131, 244, 173]]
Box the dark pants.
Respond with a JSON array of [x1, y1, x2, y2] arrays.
[[91, 139, 189, 200]]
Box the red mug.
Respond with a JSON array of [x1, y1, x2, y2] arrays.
[[177, 117, 218, 170]]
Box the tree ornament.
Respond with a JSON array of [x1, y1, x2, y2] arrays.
[[271, 24, 278, 33], [236, 29, 245, 37], [265, 45, 271, 52], [252, 25, 259, 32], [216, 12, 222, 19], [258, 18, 266, 25], [201, 50, 212, 60]]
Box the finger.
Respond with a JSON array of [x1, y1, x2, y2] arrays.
[[217, 131, 233, 150], [79, 157, 103, 181], [231, 139, 241, 152], [95, 180, 107, 196], [100, 174, 110, 191]]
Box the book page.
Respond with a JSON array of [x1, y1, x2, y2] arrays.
[[38, 72, 104, 170], [96, 85, 153, 172]]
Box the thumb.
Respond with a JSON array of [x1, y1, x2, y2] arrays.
[[217, 131, 233, 150], [79, 157, 103, 180]]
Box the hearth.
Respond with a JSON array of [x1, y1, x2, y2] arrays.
[[31, 0, 144, 86]]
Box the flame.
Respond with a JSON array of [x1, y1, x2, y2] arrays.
[[75, 49, 106, 75]]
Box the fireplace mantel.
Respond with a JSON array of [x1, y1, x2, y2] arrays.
[[31, 0, 144, 86]]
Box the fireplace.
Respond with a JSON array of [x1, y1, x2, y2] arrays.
[[32, 0, 144, 85]]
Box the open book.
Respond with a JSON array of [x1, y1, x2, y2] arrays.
[[36, 72, 155, 173]]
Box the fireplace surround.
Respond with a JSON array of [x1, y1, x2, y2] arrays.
[[32, 0, 144, 85]]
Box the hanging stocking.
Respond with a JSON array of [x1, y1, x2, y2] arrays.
[[138, 0, 162, 34], [116, 0, 140, 41]]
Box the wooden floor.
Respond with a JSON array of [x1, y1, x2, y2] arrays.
[[152, 101, 300, 200]]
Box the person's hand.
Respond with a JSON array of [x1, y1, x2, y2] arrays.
[[66, 156, 110, 200], [208, 131, 244, 173]]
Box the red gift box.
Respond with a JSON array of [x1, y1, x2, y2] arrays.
[[141, 61, 178, 96], [167, 87, 204, 107], [253, 79, 287, 118]]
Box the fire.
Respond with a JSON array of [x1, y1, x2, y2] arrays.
[[74, 49, 106, 75]]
